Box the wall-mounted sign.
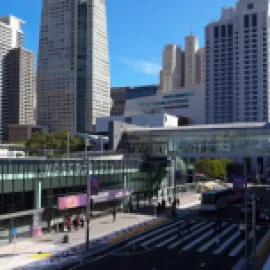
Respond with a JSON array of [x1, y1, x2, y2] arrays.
[[58, 188, 132, 210]]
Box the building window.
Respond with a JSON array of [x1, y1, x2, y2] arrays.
[[214, 26, 219, 38], [244, 15, 249, 28], [252, 14, 257, 27], [247, 3, 254, 10], [227, 24, 233, 37], [221, 25, 226, 37]]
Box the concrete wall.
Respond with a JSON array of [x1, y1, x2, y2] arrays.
[[125, 84, 205, 124]]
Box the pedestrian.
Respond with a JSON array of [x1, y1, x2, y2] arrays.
[[80, 213, 85, 228], [67, 218, 72, 232]]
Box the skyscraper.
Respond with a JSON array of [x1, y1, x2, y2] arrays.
[[159, 44, 183, 92], [0, 16, 26, 141], [205, 0, 269, 124], [3, 48, 36, 140], [159, 34, 205, 92], [37, 0, 111, 133]]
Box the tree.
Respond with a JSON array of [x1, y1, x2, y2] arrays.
[[25, 130, 86, 156], [195, 158, 232, 179]]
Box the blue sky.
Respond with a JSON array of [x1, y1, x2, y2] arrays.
[[1, 0, 238, 87]]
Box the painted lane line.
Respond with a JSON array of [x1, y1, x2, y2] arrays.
[[213, 230, 240, 254], [167, 222, 213, 249], [140, 221, 196, 247], [155, 235, 178, 248], [229, 231, 253, 257], [142, 227, 178, 246], [128, 219, 195, 245], [198, 224, 235, 252], [182, 229, 214, 251]]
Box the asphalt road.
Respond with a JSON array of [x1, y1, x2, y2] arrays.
[[62, 186, 270, 270], [74, 249, 239, 270]]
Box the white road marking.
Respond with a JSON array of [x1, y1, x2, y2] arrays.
[[142, 227, 178, 246], [198, 223, 235, 252], [213, 230, 240, 254], [127, 220, 181, 245], [182, 229, 214, 251], [167, 222, 213, 249], [229, 231, 253, 256], [155, 235, 177, 248]]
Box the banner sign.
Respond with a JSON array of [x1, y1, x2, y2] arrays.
[[90, 176, 99, 195], [232, 176, 246, 192], [58, 194, 87, 210], [58, 188, 132, 210]]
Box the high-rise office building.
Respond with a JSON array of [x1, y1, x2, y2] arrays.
[[37, 0, 111, 133], [205, 0, 269, 124], [184, 33, 198, 86], [159, 44, 183, 92], [0, 15, 27, 141], [159, 34, 205, 92], [3, 48, 36, 140]]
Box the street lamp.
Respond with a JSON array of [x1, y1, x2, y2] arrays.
[[85, 157, 91, 251], [244, 162, 248, 270]]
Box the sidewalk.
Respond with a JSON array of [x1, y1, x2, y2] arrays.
[[0, 213, 154, 270]]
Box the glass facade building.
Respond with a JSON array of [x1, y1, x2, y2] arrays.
[[0, 156, 170, 244], [122, 123, 270, 174], [126, 85, 158, 100]]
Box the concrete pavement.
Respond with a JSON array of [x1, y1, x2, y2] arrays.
[[0, 213, 155, 270], [0, 194, 201, 269]]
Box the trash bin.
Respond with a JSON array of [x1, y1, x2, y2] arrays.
[[62, 234, 69, 244]]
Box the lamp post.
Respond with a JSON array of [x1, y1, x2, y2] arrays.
[[85, 158, 91, 251], [244, 162, 248, 270], [252, 194, 257, 258], [67, 132, 70, 158]]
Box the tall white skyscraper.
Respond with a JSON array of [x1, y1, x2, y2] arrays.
[[205, 0, 269, 124], [159, 44, 183, 92], [37, 0, 111, 133], [184, 33, 199, 86], [159, 34, 205, 92]]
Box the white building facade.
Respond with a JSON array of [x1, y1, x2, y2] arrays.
[[37, 0, 110, 133], [96, 113, 178, 133], [205, 0, 270, 124], [125, 84, 205, 124]]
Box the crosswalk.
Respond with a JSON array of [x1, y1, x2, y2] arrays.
[[123, 218, 269, 259]]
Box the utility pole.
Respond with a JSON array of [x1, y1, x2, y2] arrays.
[[85, 134, 88, 157], [67, 132, 70, 158], [244, 162, 248, 270], [252, 194, 257, 258], [86, 158, 91, 251]]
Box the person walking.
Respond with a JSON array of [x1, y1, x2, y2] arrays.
[[67, 218, 72, 232], [80, 213, 85, 228]]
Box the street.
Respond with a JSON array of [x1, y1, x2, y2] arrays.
[[62, 186, 270, 270], [64, 217, 269, 269]]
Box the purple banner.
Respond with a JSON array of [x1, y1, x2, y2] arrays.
[[58, 194, 87, 210], [92, 188, 132, 203], [90, 176, 99, 195], [232, 177, 246, 192], [58, 188, 132, 210]]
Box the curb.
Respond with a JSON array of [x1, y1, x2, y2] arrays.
[[107, 218, 168, 244], [256, 229, 270, 263]]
